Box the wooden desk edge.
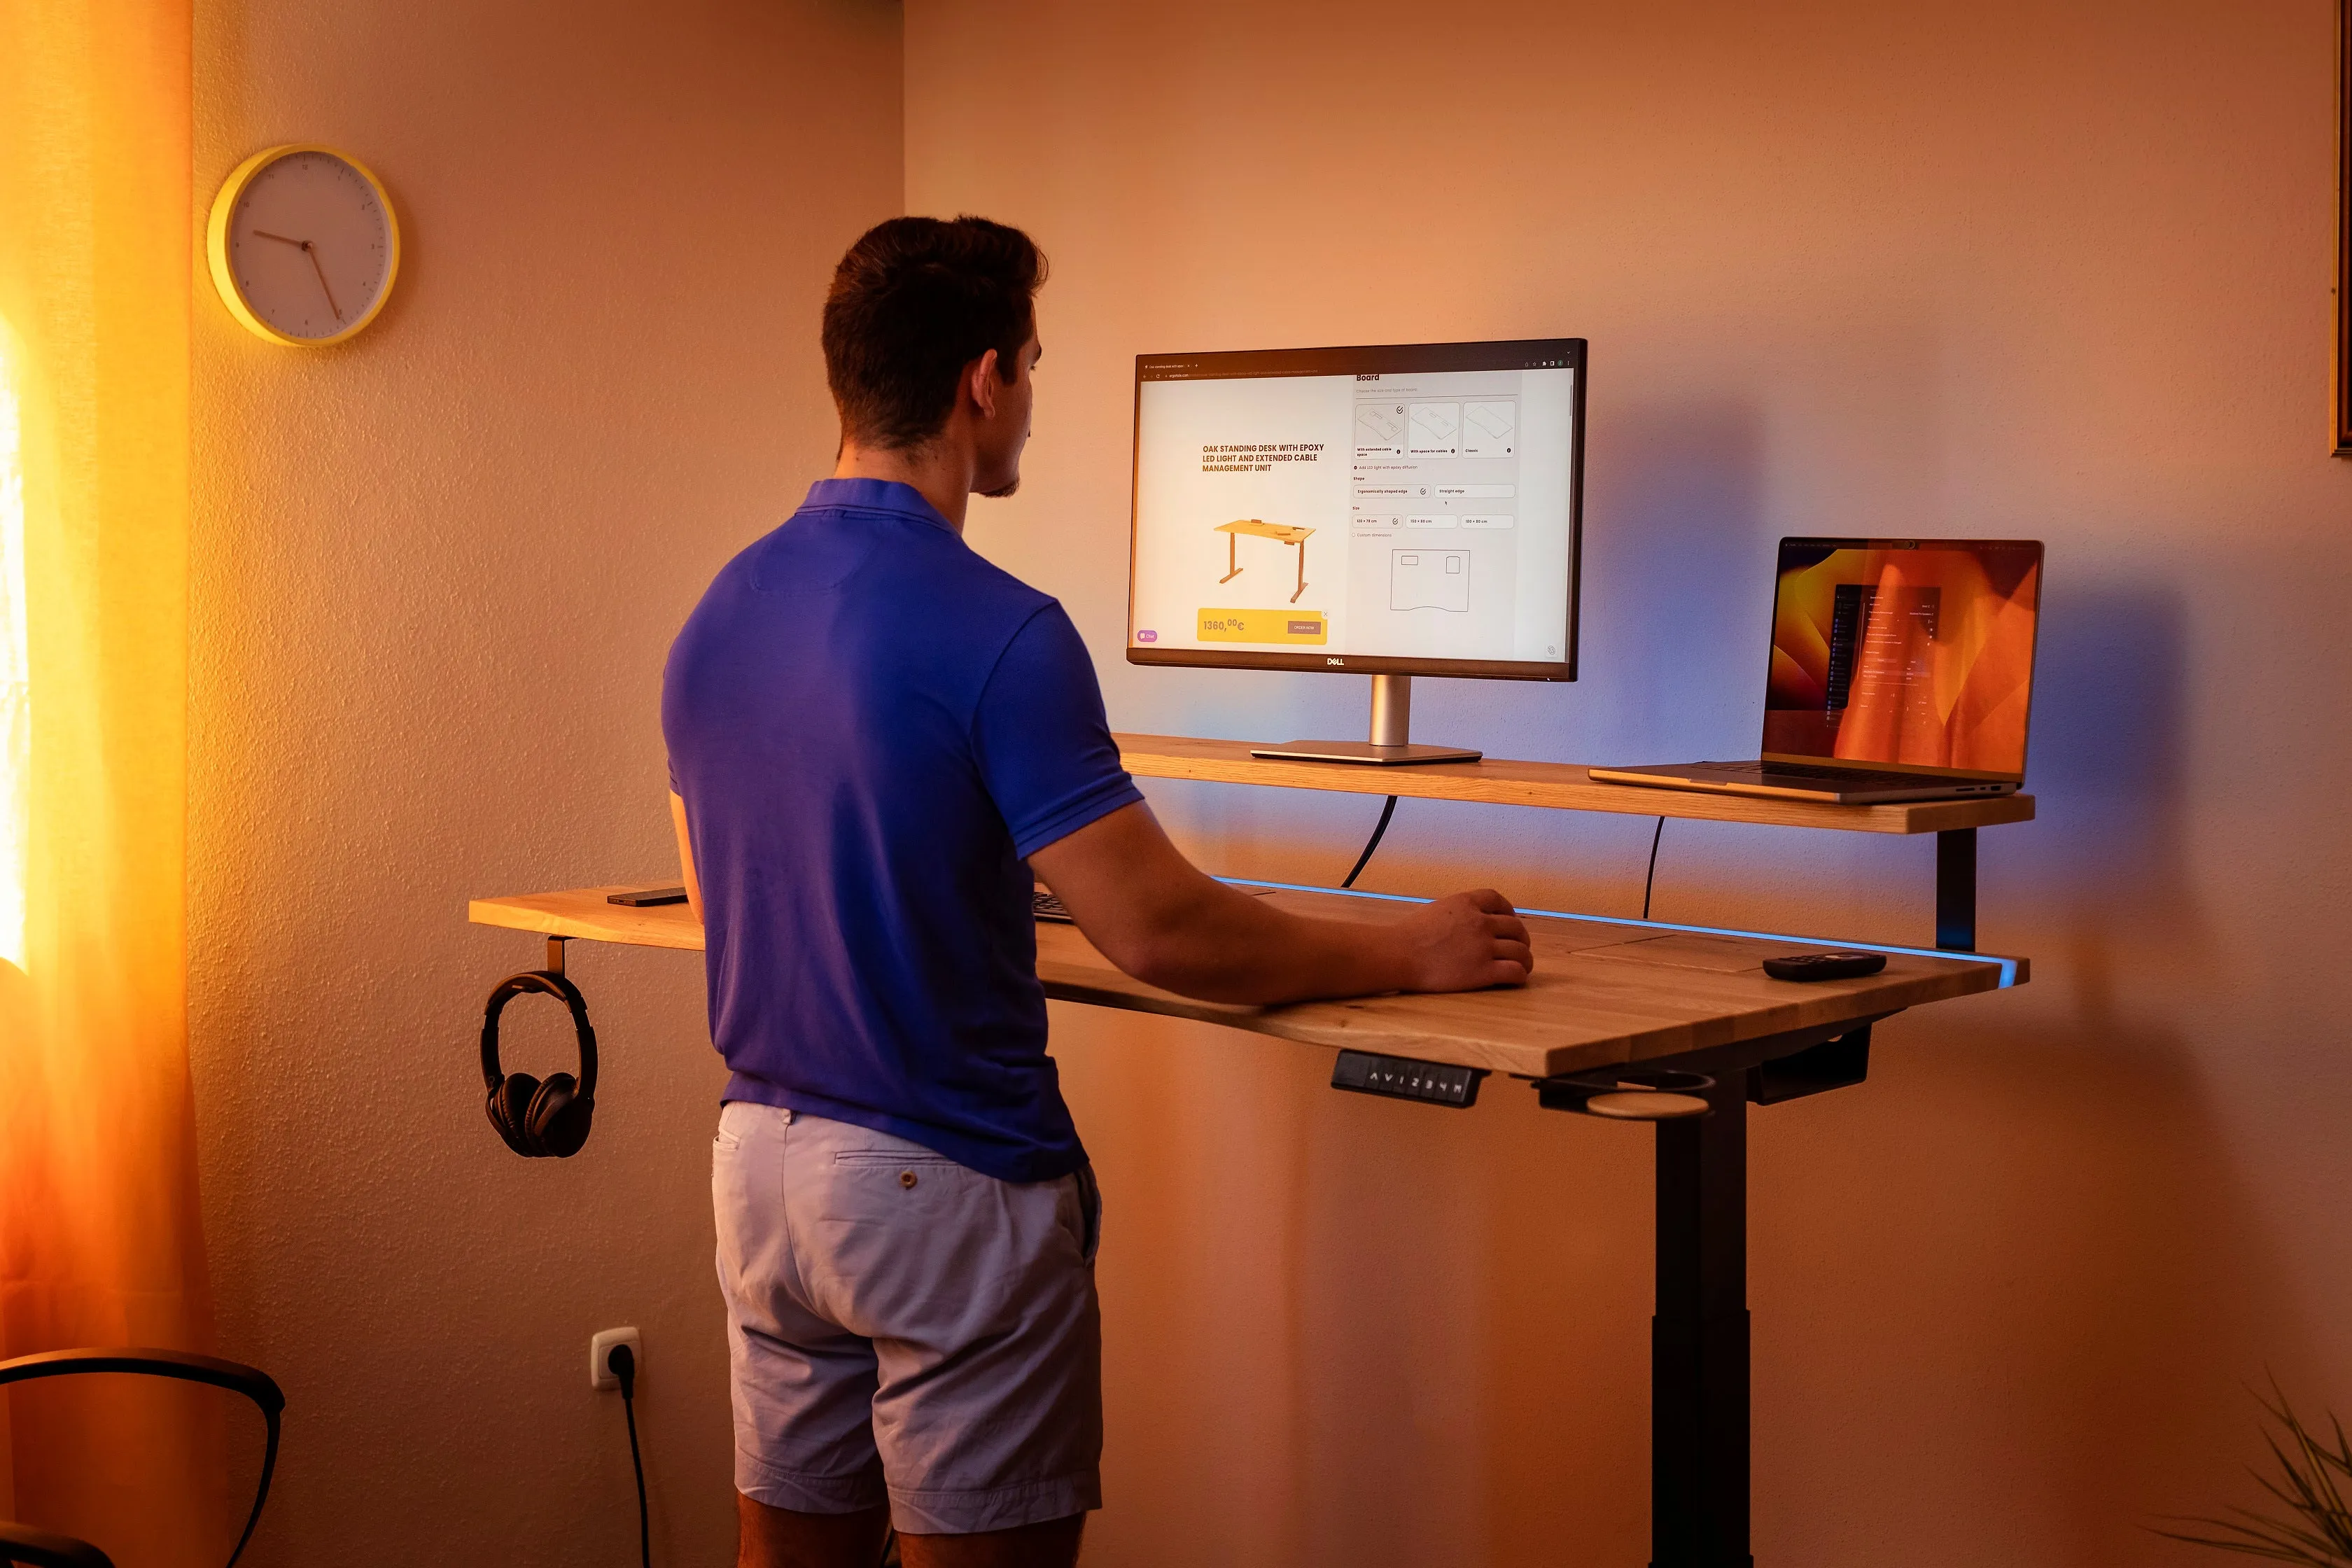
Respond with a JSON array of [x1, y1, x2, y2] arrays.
[[1114, 732, 2036, 835], [468, 890, 706, 951], [470, 887, 2027, 1078]]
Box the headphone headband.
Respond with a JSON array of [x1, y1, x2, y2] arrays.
[[479, 969, 599, 1103]]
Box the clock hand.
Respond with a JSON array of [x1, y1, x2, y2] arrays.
[[251, 229, 308, 247], [303, 244, 344, 322]]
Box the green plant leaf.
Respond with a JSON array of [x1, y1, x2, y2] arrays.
[[2152, 1384, 2352, 1566]]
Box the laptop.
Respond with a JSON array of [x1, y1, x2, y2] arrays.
[[1589, 537, 2043, 806]]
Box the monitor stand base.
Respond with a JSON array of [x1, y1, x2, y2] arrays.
[[1247, 676, 1483, 766], [1250, 739, 1482, 766]]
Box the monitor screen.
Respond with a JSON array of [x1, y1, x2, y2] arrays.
[[1763, 538, 2043, 780], [1127, 340, 1584, 680]]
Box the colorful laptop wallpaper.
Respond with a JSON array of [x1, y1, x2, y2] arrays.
[[1763, 540, 2042, 778]]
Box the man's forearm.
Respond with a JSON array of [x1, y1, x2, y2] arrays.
[[1116, 880, 1413, 1004], [1030, 800, 1530, 1004]]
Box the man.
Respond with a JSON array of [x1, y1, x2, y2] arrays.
[[662, 216, 1532, 1568]]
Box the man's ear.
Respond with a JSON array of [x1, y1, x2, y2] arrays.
[[968, 348, 1002, 419]]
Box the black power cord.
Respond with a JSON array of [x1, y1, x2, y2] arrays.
[[1341, 796, 1399, 889], [1642, 816, 1665, 920], [608, 1344, 650, 1568]]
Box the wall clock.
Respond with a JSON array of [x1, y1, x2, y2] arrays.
[[206, 146, 400, 347]]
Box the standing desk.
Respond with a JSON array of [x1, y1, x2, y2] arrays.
[[1214, 519, 1317, 603], [468, 736, 2032, 1568]]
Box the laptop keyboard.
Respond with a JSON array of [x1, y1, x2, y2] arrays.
[[1698, 760, 1925, 787]]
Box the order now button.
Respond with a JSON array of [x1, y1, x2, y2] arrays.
[[1197, 608, 1328, 644]]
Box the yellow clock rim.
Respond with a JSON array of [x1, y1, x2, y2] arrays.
[[206, 144, 401, 349]]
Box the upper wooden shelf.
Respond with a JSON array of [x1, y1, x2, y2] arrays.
[[1114, 733, 2035, 836]]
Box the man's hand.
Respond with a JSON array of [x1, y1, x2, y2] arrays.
[[1029, 802, 1532, 1005], [1392, 889, 1534, 993]]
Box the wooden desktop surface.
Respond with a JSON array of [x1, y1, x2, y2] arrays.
[[469, 884, 2022, 1079], [1214, 519, 1314, 545], [1112, 732, 2036, 835]]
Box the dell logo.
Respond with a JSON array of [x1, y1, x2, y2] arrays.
[[1326, 657, 1345, 666]]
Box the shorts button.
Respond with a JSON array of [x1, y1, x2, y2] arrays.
[[899, 1170, 918, 1189]]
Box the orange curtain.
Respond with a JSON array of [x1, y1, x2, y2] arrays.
[[0, 0, 223, 1562]]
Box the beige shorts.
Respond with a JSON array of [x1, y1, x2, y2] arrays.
[[711, 1101, 1102, 1534]]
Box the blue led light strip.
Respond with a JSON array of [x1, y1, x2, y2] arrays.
[[1213, 876, 2019, 988]]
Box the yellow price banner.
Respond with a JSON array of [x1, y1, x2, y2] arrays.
[[1196, 608, 1328, 645]]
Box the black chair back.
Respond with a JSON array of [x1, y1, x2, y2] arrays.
[[0, 1348, 283, 1568]]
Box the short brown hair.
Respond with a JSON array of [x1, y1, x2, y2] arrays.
[[821, 216, 1047, 450]]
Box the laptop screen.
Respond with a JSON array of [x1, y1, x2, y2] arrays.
[[1763, 538, 2043, 780]]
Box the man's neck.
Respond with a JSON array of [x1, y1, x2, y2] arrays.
[[833, 438, 972, 532]]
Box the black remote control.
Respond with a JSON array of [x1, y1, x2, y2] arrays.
[[1762, 950, 1886, 982]]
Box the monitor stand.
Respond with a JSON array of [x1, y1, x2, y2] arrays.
[[1250, 676, 1483, 766]]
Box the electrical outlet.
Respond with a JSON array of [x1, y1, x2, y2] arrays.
[[590, 1326, 641, 1391]]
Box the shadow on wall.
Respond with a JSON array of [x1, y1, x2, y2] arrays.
[[1744, 1007, 2306, 1567], [2014, 580, 2215, 992], [1445, 398, 1769, 765]]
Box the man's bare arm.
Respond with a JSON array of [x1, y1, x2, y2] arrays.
[[670, 791, 705, 926], [1028, 801, 1530, 1004]]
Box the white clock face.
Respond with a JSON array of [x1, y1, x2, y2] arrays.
[[225, 151, 394, 341]]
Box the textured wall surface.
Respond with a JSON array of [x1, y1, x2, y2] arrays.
[[188, 1, 899, 1560], [906, 2, 2352, 1564]]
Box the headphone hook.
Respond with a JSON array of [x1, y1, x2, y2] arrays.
[[547, 935, 566, 976]]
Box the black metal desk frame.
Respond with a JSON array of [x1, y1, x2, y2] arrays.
[[1511, 827, 1980, 1568]]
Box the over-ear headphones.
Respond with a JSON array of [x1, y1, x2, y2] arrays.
[[479, 970, 598, 1157]]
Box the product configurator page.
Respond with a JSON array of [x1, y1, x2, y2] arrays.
[[1128, 343, 1578, 668]]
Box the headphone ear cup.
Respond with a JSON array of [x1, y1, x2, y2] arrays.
[[528, 1072, 594, 1158], [489, 1072, 545, 1156]]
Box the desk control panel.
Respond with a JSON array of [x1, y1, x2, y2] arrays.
[[1331, 1049, 1487, 1109]]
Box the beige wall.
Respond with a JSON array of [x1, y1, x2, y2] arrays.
[[188, 1, 899, 1561], [908, 1, 2352, 1564]]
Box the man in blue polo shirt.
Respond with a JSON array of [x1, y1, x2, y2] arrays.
[[664, 216, 1532, 1568]]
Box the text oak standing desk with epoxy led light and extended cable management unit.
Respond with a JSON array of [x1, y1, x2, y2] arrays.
[[469, 736, 2031, 1568]]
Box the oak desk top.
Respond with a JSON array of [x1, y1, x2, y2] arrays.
[[1214, 519, 1314, 544], [1112, 733, 2036, 835], [468, 883, 2024, 1079]]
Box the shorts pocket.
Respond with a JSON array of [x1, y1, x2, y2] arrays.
[[714, 1100, 763, 1153], [820, 1149, 982, 1216], [1074, 1164, 1102, 1265]]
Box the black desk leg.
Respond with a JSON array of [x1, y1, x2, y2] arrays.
[[1652, 1077, 1752, 1568], [1935, 827, 1976, 953]]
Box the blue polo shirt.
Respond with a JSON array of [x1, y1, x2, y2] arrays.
[[661, 478, 1141, 1183]]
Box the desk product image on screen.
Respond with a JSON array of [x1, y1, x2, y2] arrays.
[[1128, 339, 1585, 764]]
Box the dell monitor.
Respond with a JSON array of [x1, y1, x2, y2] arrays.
[[1127, 338, 1584, 763]]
